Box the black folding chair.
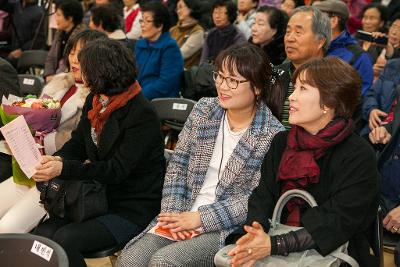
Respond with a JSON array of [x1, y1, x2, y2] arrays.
[[0, 233, 68, 267], [151, 97, 196, 149], [17, 50, 48, 76], [18, 74, 44, 96]]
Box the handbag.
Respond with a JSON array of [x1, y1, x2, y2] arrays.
[[37, 178, 108, 223], [214, 189, 359, 267]]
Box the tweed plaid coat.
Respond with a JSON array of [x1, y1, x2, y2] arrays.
[[124, 97, 284, 249]]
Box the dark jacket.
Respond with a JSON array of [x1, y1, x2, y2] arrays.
[[229, 131, 379, 266], [0, 57, 21, 100], [0, 1, 45, 51], [54, 92, 165, 228], [362, 58, 400, 136], [327, 30, 373, 96], [378, 93, 400, 169], [250, 35, 286, 66]]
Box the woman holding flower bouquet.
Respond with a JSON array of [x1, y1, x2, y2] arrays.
[[33, 38, 166, 267], [0, 30, 106, 234]]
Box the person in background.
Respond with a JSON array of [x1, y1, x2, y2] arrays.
[[0, 30, 107, 234], [362, 57, 400, 137], [170, 0, 204, 69], [89, 4, 134, 50], [135, 2, 183, 100], [222, 57, 379, 267], [235, 0, 259, 39], [280, 0, 305, 16], [200, 0, 246, 64], [314, 0, 373, 96], [123, 0, 142, 40], [369, 13, 400, 79], [117, 42, 284, 267], [358, 3, 388, 52], [369, 92, 400, 237], [33, 38, 165, 267], [44, 0, 86, 83], [276, 6, 330, 129], [0, 0, 45, 66], [250, 5, 288, 66]]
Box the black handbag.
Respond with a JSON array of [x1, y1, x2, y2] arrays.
[[37, 178, 108, 223]]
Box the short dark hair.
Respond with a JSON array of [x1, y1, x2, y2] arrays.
[[182, 0, 202, 21], [292, 57, 361, 118], [213, 0, 238, 24], [390, 13, 400, 25], [256, 6, 288, 39], [91, 4, 122, 32], [56, 0, 84, 26], [78, 39, 138, 96], [362, 3, 388, 25], [215, 43, 284, 120], [141, 2, 171, 32], [64, 30, 107, 70]]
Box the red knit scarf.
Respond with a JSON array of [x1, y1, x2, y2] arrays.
[[87, 82, 141, 142], [277, 119, 353, 226]]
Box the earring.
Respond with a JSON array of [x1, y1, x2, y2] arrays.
[[323, 110, 327, 114]]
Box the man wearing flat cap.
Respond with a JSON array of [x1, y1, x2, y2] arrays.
[[314, 0, 373, 97]]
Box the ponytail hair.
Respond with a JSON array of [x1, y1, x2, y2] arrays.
[[214, 43, 284, 120]]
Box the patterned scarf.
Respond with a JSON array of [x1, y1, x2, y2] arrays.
[[87, 82, 141, 142], [277, 118, 354, 226]]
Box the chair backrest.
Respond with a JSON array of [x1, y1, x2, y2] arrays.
[[18, 74, 44, 96], [0, 233, 69, 267], [151, 97, 196, 131], [17, 50, 48, 75]]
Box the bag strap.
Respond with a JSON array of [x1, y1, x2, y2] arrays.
[[271, 189, 317, 228], [330, 250, 360, 267]]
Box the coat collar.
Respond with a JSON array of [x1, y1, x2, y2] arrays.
[[189, 100, 275, 200], [136, 32, 171, 49]]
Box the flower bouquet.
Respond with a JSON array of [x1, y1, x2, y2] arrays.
[[0, 94, 61, 186]]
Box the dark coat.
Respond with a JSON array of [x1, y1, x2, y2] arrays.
[[378, 93, 400, 169], [250, 35, 286, 66], [228, 131, 379, 266], [54, 92, 165, 228], [0, 57, 21, 100], [0, 1, 46, 51]]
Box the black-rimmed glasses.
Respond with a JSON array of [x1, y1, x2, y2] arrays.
[[212, 71, 248, 90]]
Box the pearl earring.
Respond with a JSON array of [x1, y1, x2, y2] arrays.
[[323, 110, 327, 114]]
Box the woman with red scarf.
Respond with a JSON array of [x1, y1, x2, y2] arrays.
[[224, 57, 379, 267], [32, 39, 165, 267]]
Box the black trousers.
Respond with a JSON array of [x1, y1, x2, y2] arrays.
[[34, 216, 119, 267]]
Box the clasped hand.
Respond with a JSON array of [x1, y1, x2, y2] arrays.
[[157, 211, 201, 241], [32, 155, 63, 182], [228, 221, 271, 267]]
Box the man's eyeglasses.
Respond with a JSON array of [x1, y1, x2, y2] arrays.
[[212, 71, 248, 90]]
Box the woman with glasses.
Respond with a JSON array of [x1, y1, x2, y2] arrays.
[[134, 2, 183, 100], [117, 43, 284, 267], [218, 57, 378, 267], [200, 0, 247, 64], [170, 0, 204, 69]]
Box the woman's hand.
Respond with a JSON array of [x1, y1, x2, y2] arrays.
[[369, 126, 391, 144], [228, 221, 271, 267], [32, 155, 63, 182], [384, 206, 400, 233], [157, 211, 202, 232], [369, 108, 388, 129]]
